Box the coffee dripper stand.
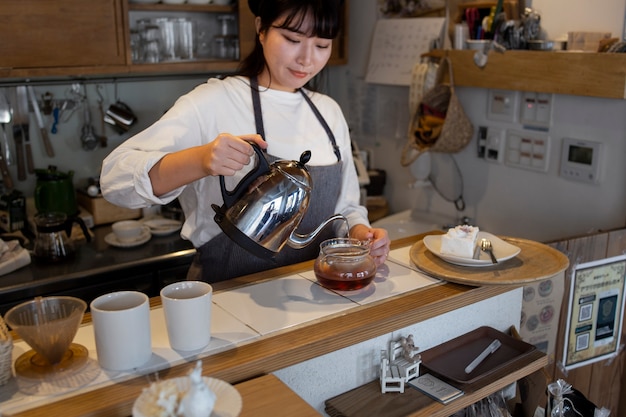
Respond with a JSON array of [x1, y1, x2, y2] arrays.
[[4, 296, 91, 381]]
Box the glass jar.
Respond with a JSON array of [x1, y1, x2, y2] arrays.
[[313, 238, 376, 291]]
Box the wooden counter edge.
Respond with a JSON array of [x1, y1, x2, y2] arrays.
[[6, 233, 517, 417], [237, 374, 321, 416]]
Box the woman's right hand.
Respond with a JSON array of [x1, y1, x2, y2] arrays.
[[149, 133, 267, 197], [201, 133, 267, 177]]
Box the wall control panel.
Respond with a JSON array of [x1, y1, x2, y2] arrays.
[[504, 130, 551, 172], [520, 92, 553, 128], [559, 137, 603, 184], [487, 89, 519, 122]]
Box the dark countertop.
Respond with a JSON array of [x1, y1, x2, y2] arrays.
[[0, 224, 195, 314]]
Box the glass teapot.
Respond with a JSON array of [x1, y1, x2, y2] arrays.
[[33, 212, 90, 262], [313, 238, 377, 291]]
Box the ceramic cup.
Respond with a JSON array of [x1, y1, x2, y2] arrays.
[[90, 291, 152, 371], [160, 281, 212, 351], [111, 220, 144, 243]]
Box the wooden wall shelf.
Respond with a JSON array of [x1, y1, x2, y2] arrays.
[[442, 49, 626, 100]]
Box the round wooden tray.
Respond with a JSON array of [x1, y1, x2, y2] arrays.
[[410, 236, 569, 286]]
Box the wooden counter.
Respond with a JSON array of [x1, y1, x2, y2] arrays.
[[237, 374, 321, 417], [5, 236, 519, 417]]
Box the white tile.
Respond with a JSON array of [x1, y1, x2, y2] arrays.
[[213, 275, 357, 335], [387, 246, 417, 270], [300, 261, 439, 305]]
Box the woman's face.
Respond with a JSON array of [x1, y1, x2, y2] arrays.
[[257, 12, 333, 92]]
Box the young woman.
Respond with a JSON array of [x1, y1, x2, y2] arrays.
[[101, 0, 390, 282]]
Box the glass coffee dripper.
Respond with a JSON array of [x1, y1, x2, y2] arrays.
[[5, 296, 88, 378]]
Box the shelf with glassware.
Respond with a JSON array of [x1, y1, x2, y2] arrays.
[[126, 1, 247, 74], [125, 0, 347, 75]]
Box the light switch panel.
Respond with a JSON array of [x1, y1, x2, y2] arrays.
[[487, 89, 519, 122], [505, 130, 550, 172], [520, 92, 552, 128]]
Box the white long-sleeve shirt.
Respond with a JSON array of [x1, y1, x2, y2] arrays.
[[101, 76, 369, 248]]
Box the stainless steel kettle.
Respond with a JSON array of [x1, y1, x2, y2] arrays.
[[212, 144, 346, 259]]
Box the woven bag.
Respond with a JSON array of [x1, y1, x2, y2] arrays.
[[0, 314, 12, 386], [402, 56, 474, 166]]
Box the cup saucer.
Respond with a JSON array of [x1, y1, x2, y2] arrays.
[[105, 227, 151, 248]]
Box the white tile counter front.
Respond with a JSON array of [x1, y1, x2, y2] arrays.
[[0, 245, 521, 417]]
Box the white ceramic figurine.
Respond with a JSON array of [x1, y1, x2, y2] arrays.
[[178, 361, 216, 417]]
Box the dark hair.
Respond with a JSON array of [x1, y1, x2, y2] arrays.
[[237, 0, 342, 80]]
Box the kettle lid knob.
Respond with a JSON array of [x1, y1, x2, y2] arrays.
[[299, 150, 311, 165]]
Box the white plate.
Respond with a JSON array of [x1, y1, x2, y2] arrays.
[[423, 231, 521, 267], [129, 0, 160, 3], [105, 227, 151, 248], [133, 376, 242, 417], [143, 218, 182, 237]]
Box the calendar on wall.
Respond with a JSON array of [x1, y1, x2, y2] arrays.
[[365, 17, 445, 86]]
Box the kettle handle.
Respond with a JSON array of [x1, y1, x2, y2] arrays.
[[65, 216, 92, 242], [219, 142, 271, 208]]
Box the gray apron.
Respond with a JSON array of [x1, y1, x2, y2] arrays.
[[188, 78, 343, 283]]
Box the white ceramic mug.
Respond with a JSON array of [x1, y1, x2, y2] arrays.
[[160, 281, 212, 351], [90, 291, 152, 371]]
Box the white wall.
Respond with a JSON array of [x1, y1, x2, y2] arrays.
[[326, 0, 626, 243]]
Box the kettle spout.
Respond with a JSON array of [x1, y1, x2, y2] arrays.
[[286, 214, 348, 249]]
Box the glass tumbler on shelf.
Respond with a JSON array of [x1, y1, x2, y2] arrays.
[[130, 29, 141, 62], [175, 18, 195, 60], [156, 17, 177, 61], [138, 21, 161, 63], [195, 23, 213, 59], [213, 14, 238, 60]]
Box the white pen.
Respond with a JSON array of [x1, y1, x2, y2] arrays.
[[464, 339, 502, 374]]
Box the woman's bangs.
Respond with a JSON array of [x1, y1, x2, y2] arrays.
[[276, 3, 339, 39]]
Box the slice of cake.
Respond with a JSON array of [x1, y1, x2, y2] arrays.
[[440, 225, 479, 258]]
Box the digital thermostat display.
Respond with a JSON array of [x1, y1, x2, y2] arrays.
[[568, 145, 593, 166], [560, 138, 603, 184]]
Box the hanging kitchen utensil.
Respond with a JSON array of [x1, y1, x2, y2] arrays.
[[0, 90, 13, 163], [212, 143, 347, 259], [12, 87, 31, 180], [0, 91, 14, 190], [105, 101, 136, 133], [80, 101, 98, 151], [96, 85, 107, 147], [428, 153, 466, 211], [27, 86, 54, 157]]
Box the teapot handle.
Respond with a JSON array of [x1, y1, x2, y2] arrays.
[[219, 142, 271, 208], [65, 216, 92, 242]]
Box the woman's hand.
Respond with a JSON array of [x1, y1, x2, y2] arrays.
[[350, 224, 391, 266], [201, 133, 267, 177], [149, 133, 267, 197]]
